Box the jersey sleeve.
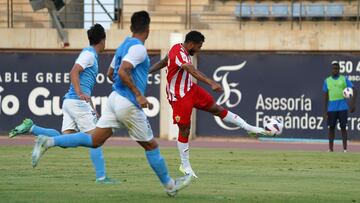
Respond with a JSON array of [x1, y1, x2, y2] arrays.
[[345, 77, 353, 88], [109, 55, 116, 69], [75, 51, 95, 69], [322, 80, 328, 92], [168, 45, 190, 68], [122, 44, 147, 68]]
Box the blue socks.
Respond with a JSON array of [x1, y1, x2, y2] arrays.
[[32, 124, 107, 180], [145, 148, 171, 185], [90, 147, 106, 179], [54, 132, 93, 148], [31, 125, 61, 137]]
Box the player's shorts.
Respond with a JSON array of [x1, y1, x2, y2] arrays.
[[96, 91, 154, 142], [170, 84, 215, 125], [327, 110, 348, 128], [61, 99, 97, 133]]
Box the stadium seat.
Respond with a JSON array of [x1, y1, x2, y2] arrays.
[[253, 3, 269, 19], [292, 3, 305, 18], [271, 4, 289, 19], [306, 4, 325, 19], [234, 3, 252, 19], [326, 3, 344, 19]]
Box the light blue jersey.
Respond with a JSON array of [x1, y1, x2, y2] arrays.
[[64, 46, 98, 100], [112, 37, 150, 108]]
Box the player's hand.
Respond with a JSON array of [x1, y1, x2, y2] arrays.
[[211, 82, 223, 92], [136, 95, 150, 108], [349, 104, 356, 113], [78, 92, 90, 102], [95, 111, 100, 118], [323, 112, 328, 120]]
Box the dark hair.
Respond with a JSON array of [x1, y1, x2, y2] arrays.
[[130, 11, 151, 33], [87, 24, 106, 45], [185, 31, 205, 44], [332, 62, 340, 68]]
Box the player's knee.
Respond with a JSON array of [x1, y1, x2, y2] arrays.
[[92, 137, 105, 148], [179, 128, 190, 137], [178, 124, 190, 136], [92, 141, 103, 148]]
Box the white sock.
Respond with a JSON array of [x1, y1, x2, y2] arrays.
[[177, 141, 191, 169], [222, 111, 264, 134], [45, 137, 55, 147]]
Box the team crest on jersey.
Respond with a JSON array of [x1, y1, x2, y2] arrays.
[[175, 115, 181, 122]]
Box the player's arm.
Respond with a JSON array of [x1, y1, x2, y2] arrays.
[[322, 81, 329, 118], [349, 87, 357, 113], [70, 64, 90, 101], [182, 63, 223, 92], [346, 78, 357, 113], [107, 55, 115, 82], [118, 45, 150, 108], [149, 55, 168, 74], [323, 92, 329, 119], [118, 62, 149, 108]]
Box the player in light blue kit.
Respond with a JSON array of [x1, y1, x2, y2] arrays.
[[9, 24, 117, 184], [29, 11, 192, 197]]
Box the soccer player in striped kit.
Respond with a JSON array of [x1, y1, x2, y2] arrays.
[[150, 31, 267, 178]]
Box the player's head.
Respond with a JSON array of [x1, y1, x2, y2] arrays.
[[130, 11, 151, 39], [87, 24, 106, 51], [331, 62, 340, 77], [184, 31, 205, 56]]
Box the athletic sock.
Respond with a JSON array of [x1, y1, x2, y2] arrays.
[[90, 147, 106, 179], [221, 110, 264, 134], [177, 139, 191, 169], [30, 125, 61, 137], [53, 132, 93, 148], [145, 148, 171, 186]]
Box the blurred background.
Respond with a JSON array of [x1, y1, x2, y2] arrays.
[[0, 0, 359, 140]]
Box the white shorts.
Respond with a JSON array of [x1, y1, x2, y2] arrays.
[[61, 99, 97, 133], [96, 91, 154, 142]]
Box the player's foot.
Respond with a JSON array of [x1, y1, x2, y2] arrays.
[[328, 149, 333, 152], [32, 135, 50, 168], [179, 164, 198, 179], [165, 174, 192, 197], [95, 177, 119, 184], [343, 150, 347, 153], [9, 118, 33, 138], [247, 128, 272, 137]]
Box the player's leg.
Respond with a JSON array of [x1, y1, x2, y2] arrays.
[[339, 110, 348, 152], [170, 91, 198, 178], [327, 111, 337, 152], [9, 118, 61, 138], [194, 85, 265, 135], [31, 93, 118, 167], [68, 99, 117, 184], [123, 103, 192, 196], [31, 127, 113, 167]]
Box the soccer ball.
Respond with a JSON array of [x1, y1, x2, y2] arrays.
[[264, 118, 283, 136], [343, 87, 353, 99]]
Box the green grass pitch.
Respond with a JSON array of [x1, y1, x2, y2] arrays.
[[1, 146, 360, 203]]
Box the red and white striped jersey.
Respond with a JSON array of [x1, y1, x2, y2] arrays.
[[166, 43, 193, 102]]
